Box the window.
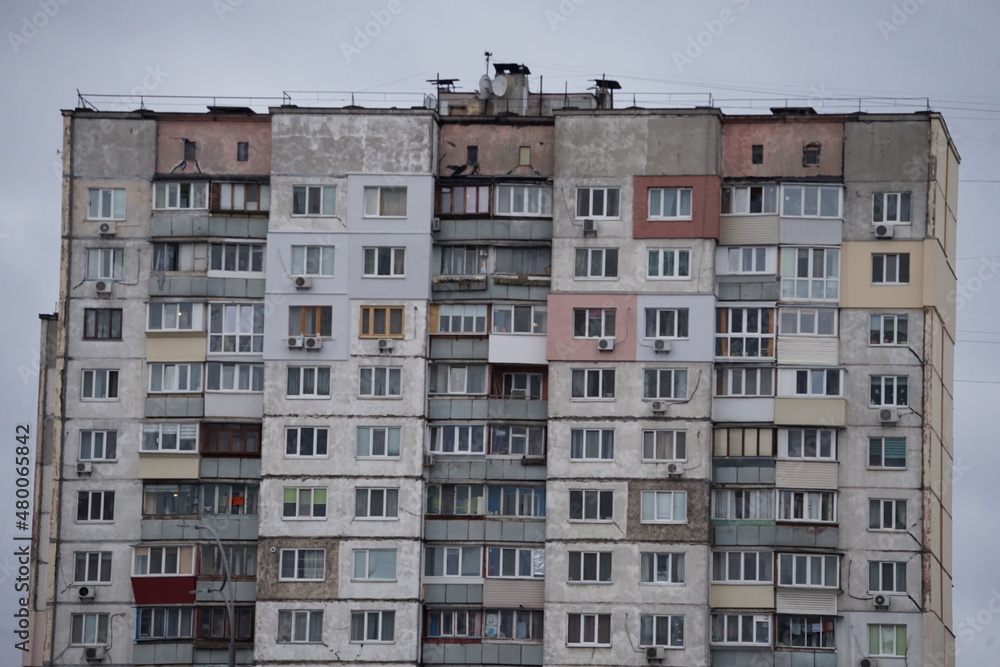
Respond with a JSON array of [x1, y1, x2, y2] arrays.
[[644, 368, 688, 400], [429, 364, 486, 395], [282, 487, 327, 519], [780, 307, 837, 336], [142, 484, 197, 516], [776, 615, 835, 648], [74, 552, 112, 584], [573, 308, 616, 338], [781, 248, 839, 301], [640, 552, 685, 584], [782, 429, 837, 460], [215, 183, 269, 212], [148, 302, 196, 331], [794, 368, 842, 397], [136, 606, 195, 640], [201, 544, 257, 577], [645, 308, 689, 339], [869, 624, 907, 657], [495, 184, 552, 216], [715, 428, 775, 457], [279, 548, 325, 581], [873, 192, 911, 224], [567, 613, 611, 646], [286, 366, 331, 397], [363, 246, 405, 277], [492, 305, 547, 334], [872, 253, 910, 284], [575, 248, 619, 278], [206, 362, 263, 393], [425, 546, 482, 577], [645, 248, 692, 279], [494, 246, 551, 276], [777, 490, 837, 523], [781, 184, 840, 217], [648, 187, 692, 219], [715, 307, 775, 358], [721, 185, 777, 215], [292, 185, 336, 216], [713, 489, 774, 520], [486, 547, 545, 579], [869, 499, 906, 531], [278, 609, 323, 643], [870, 375, 908, 407], [723, 246, 772, 275], [569, 489, 613, 521], [286, 426, 329, 458], [133, 546, 195, 576], [85, 248, 123, 280], [359, 367, 402, 397], [802, 142, 821, 166], [148, 362, 202, 393], [870, 314, 908, 345], [152, 242, 183, 272], [712, 551, 772, 583], [357, 426, 401, 458], [77, 491, 114, 522], [236, 141, 249, 161], [354, 549, 396, 580], [642, 430, 686, 462], [640, 615, 684, 648], [576, 187, 621, 218], [437, 304, 486, 334], [291, 245, 335, 276], [490, 425, 545, 456], [79, 430, 117, 461], [518, 146, 531, 166], [202, 483, 258, 516], [202, 423, 260, 455], [869, 561, 907, 593], [487, 485, 545, 517], [364, 186, 407, 217], [501, 373, 543, 400], [209, 242, 264, 273], [427, 485, 484, 516], [154, 182, 207, 209], [206, 303, 264, 353], [752, 145, 763, 164], [438, 184, 490, 215], [777, 553, 839, 587], [288, 305, 332, 338], [440, 245, 489, 275], [425, 609, 479, 638], [429, 425, 486, 454], [716, 367, 773, 397], [571, 368, 615, 399], [711, 613, 771, 645], [141, 423, 197, 452], [570, 429, 614, 461], [351, 610, 395, 642], [641, 490, 687, 523], [83, 309, 122, 340], [70, 613, 109, 645], [568, 551, 612, 583], [87, 188, 125, 219], [355, 488, 399, 519], [869, 437, 906, 469], [197, 605, 254, 641]]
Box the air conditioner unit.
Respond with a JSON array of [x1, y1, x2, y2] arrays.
[[653, 339, 672, 353], [583, 218, 597, 236], [874, 594, 890, 609], [304, 336, 322, 350], [667, 463, 682, 477], [78, 586, 95, 600], [293, 276, 312, 290], [423, 453, 436, 467], [509, 388, 527, 398], [287, 336, 305, 349], [98, 221, 116, 236], [875, 224, 894, 238], [95, 281, 112, 295], [597, 337, 615, 351], [646, 646, 666, 661], [77, 462, 93, 476], [377, 339, 394, 351], [84, 646, 106, 662], [651, 401, 667, 413], [431, 217, 441, 232], [860, 659, 877, 667], [879, 408, 899, 423]]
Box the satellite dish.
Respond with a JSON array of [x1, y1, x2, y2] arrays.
[[477, 75, 492, 100], [492, 74, 508, 97]]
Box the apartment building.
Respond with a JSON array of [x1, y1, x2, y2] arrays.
[[28, 65, 957, 667]]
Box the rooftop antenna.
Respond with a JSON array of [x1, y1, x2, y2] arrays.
[[484, 51, 492, 74]]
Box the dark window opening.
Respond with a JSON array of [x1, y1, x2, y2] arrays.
[[803, 143, 821, 166], [752, 144, 763, 164], [237, 142, 249, 162], [184, 140, 197, 160], [467, 146, 478, 165]]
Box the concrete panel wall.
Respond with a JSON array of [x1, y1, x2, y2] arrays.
[[723, 117, 844, 179], [156, 116, 271, 176]]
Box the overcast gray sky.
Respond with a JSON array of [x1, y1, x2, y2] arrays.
[[2, 0, 998, 663]]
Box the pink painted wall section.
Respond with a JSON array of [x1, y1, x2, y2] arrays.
[[632, 175, 720, 240], [156, 117, 271, 175], [547, 293, 638, 362], [722, 118, 844, 178], [439, 122, 554, 177]]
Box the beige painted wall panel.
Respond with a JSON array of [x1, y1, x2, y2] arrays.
[[840, 240, 924, 309], [775, 588, 837, 614], [709, 584, 773, 609], [922, 240, 956, 332], [483, 579, 544, 607], [776, 337, 839, 366], [146, 333, 207, 362], [773, 398, 846, 426], [138, 454, 201, 479], [719, 215, 779, 245], [775, 461, 838, 490]]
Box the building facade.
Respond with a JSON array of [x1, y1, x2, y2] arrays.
[[28, 66, 957, 667]]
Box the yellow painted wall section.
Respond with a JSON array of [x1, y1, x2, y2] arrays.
[[146, 332, 207, 362], [840, 240, 924, 309], [709, 584, 774, 609], [922, 239, 956, 333], [138, 454, 201, 479], [773, 398, 846, 426]]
